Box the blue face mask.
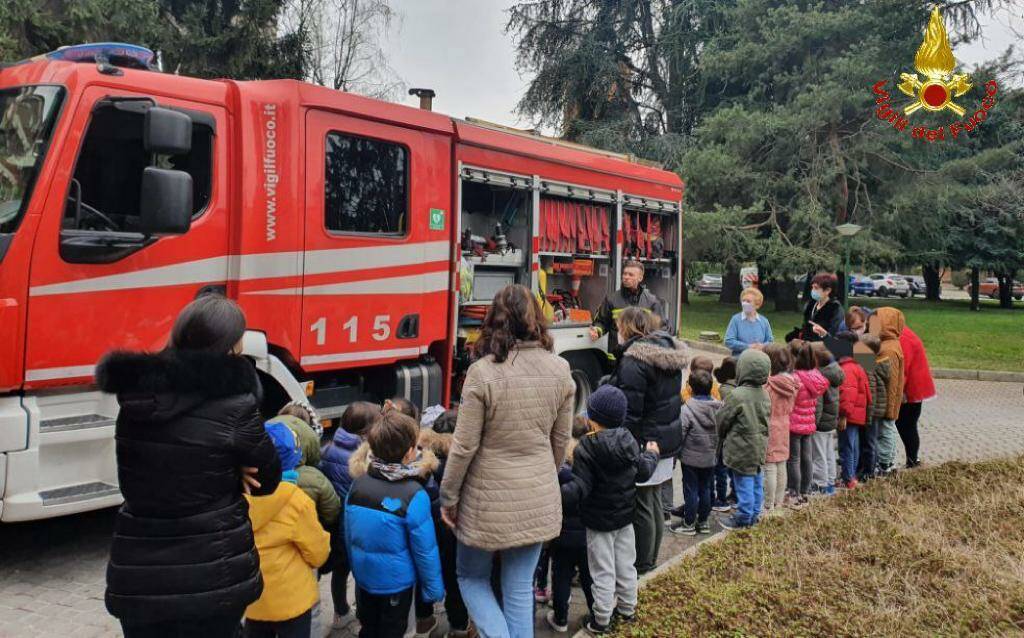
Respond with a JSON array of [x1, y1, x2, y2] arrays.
[[811, 289, 822, 301]]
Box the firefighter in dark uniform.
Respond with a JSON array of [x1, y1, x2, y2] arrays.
[[589, 260, 669, 359]]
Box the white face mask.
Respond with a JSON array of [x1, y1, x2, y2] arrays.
[[741, 301, 755, 315]]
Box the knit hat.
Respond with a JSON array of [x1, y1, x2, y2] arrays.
[[265, 421, 301, 472], [587, 385, 628, 429]]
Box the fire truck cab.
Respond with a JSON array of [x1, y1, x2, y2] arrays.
[[0, 44, 683, 521]]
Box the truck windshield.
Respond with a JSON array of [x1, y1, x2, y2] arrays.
[[0, 86, 64, 234]]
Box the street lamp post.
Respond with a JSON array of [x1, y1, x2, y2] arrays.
[[836, 223, 863, 303]]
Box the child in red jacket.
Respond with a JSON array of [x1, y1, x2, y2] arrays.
[[836, 332, 872, 488]]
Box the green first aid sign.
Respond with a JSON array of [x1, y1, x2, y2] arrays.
[[429, 208, 446, 230]]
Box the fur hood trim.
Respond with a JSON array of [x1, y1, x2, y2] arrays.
[[623, 334, 689, 372], [96, 349, 259, 398], [348, 442, 439, 480], [418, 429, 452, 459]]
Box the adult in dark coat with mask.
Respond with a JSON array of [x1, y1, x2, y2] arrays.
[[797, 273, 844, 342], [96, 295, 281, 637]]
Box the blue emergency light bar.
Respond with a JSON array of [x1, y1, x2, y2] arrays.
[[46, 43, 156, 70]]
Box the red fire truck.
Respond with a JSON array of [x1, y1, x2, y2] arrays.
[[0, 43, 683, 521]]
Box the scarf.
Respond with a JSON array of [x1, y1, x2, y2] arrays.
[[369, 452, 425, 483]]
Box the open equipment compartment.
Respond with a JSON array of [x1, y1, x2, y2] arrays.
[[456, 167, 533, 351], [621, 194, 681, 331], [537, 182, 616, 328]]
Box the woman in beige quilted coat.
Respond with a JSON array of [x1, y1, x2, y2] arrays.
[[440, 284, 575, 638]]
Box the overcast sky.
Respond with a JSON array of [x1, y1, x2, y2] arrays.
[[386, 1, 1022, 128]]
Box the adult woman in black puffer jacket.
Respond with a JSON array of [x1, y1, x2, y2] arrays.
[[96, 295, 281, 637], [607, 307, 688, 574]]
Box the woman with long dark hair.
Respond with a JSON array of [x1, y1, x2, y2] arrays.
[[97, 295, 281, 637], [440, 284, 575, 638]]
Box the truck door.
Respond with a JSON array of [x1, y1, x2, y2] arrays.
[[299, 110, 451, 374], [23, 88, 228, 386]]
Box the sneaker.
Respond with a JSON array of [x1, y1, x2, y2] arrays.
[[533, 587, 550, 604], [332, 612, 349, 630], [824, 485, 836, 496], [670, 505, 686, 519], [584, 615, 609, 635], [844, 479, 859, 490], [545, 610, 568, 633], [712, 501, 732, 512], [697, 521, 712, 534], [719, 516, 746, 531], [669, 521, 697, 536], [612, 609, 636, 625], [663, 511, 672, 522], [416, 616, 438, 636]]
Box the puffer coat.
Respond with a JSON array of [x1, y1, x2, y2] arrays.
[[766, 373, 801, 463], [790, 368, 829, 435], [814, 361, 845, 433], [96, 349, 282, 623], [439, 342, 575, 551], [678, 398, 723, 468], [607, 332, 689, 458]]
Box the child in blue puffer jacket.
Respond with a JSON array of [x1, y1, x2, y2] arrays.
[[318, 401, 376, 627], [345, 406, 444, 637]]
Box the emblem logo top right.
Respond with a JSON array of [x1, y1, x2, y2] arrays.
[[898, 6, 971, 117]]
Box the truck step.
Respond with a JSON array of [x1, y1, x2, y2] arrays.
[[39, 413, 115, 434], [39, 481, 120, 507]]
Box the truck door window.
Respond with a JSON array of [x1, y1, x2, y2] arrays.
[[324, 131, 407, 235], [62, 103, 212, 235]]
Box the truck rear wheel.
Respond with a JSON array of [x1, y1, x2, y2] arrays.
[[562, 351, 603, 416]]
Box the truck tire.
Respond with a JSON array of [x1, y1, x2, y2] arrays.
[[562, 351, 603, 416]]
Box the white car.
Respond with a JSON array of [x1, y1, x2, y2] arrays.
[[866, 273, 910, 298]]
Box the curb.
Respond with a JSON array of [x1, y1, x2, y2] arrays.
[[684, 341, 1024, 384], [569, 530, 729, 638]]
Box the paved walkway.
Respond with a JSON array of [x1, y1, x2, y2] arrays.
[[0, 377, 1021, 637]]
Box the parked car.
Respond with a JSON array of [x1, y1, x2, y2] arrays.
[[696, 274, 723, 295], [850, 275, 875, 297], [966, 278, 1024, 300], [866, 273, 911, 298], [905, 275, 926, 297]]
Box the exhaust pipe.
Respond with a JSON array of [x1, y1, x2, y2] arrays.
[[409, 88, 436, 111]]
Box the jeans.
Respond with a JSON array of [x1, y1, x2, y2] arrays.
[[896, 402, 923, 464], [787, 433, 813, 495], [877, 419, 898, 468], [457, 541, 542, 638], [713, 456, 732, 504], [586, 525, 638, 626], [356, 588, 413, 638], [838, 426, 861, 483], [681, 465, 713, 525], [732, 470, 764, 527], [859, 419, 880, 478], [763, 461, 787, 509], [121, 614, 242, 638], [810, 430, 836, 490], [633, 484, 663, 574], [550, 544, 594, 625], [244, 611, 311, 638]]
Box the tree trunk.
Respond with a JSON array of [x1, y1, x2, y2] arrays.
[[680, 259, 690, 305], [970, 267, 980, 311], [923, 263, 942, 301], [836, 269, 847, 307], [774, 278, 800, 312], [998, 270, 1016, 309], [719, 267, 742, 305]]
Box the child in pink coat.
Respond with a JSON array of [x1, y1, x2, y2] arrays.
[[763, 345, 801, 511], [786, 341, 829, 506]]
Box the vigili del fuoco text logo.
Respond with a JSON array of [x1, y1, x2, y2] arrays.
[[870, 6, 998, 143]]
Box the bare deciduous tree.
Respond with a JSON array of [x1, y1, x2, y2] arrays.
[[283, 0, 404, 100]]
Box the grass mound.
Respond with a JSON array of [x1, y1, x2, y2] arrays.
[[619, 457, 1024, 637]]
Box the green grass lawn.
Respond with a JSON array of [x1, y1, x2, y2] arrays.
[[679, 294, 1023, 371], [613, 457, 1024, 637]]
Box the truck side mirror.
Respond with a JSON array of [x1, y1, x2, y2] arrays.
[[144, 107, 191, 155], [140, 167, 192, 236]]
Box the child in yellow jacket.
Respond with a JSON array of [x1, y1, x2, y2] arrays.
[[245, 422, 331, 636]]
